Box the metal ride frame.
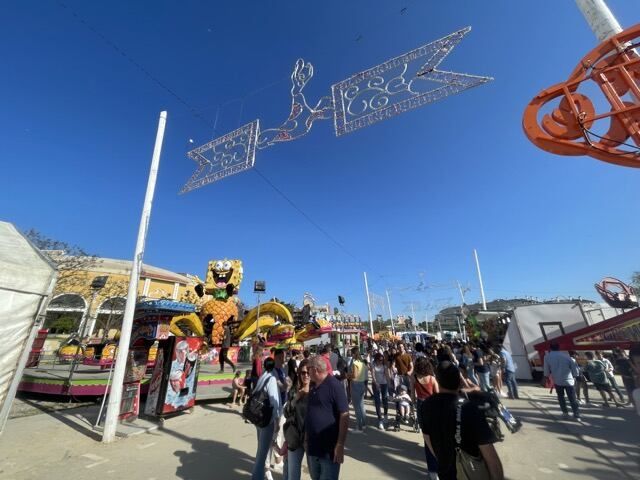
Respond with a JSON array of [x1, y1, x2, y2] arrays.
[[523, 23, 640, 168], [180, 27, 492, 194]]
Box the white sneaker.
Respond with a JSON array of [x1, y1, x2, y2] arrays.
[[577, 399, 585, 405], [378, 421, 384, 430], [352, 428, 363, 434]]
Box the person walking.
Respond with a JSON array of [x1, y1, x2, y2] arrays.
[[596, 351, 625, 404], [543, 342, 582, 422], [395, 343, 414, 391], [305, 356, 349, 480], [413, 356, 439, 478], [421, 361, 504, 480], [584, 352, 623, 408], [569, 351, 590, 405], [461, 345, 478, 385], [282, 359, 310, 480], [348, 347, 368, 433], [370, 352, 389, 430], [251, 357, 282, 480], [613, 347, 636, 407], [499, 344, 519, 399], [473, 345, 491, 392], [219, 323, 236, 373]]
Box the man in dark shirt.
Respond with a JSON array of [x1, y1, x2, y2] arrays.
[[421, 361, 504, 480], [305, 355, 349, 480], [473, 346, 491, 392], [219, 323, 236, 373]]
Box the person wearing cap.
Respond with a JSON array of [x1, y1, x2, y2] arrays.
[[421, 361, 503, 480]]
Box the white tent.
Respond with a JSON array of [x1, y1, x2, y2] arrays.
[[0, 221, 57, 434]]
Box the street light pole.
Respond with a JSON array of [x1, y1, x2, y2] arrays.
[[102, 111, 167, 443], [473, 249, 487, 311], [385, 289, 395, 336]]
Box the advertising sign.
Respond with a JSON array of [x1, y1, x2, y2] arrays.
[[144, 348, 165, 416], [160, 337, 202, 414]]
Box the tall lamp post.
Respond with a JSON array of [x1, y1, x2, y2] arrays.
[[254, 281, 266, 340]]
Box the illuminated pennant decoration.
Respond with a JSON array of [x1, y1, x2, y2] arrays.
[[181, 27, 491, 193]]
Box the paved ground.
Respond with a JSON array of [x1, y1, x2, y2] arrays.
[[0, 383, 638, 479]]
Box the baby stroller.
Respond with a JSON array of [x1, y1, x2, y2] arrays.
[[391, 400, 421, 433], [466, 389, 522, 441]]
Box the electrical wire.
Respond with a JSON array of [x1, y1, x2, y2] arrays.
[[53, 0, 410, 277]]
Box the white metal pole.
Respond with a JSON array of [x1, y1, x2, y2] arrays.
[[473, 249, 487, 311], [575, 0, 622, 42], [363, 272, 374, 337], [456, 281, 467, 341], [385, 289, 395, 336], [102, 111, 167, 443], [410, 303, 417, 333]]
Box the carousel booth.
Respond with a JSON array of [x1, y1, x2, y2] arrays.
[[119, 300, 205, 421]]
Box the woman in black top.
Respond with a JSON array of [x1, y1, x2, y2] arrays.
[[282, 359, 310, 480]]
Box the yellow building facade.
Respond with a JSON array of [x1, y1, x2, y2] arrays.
[[44, 256, 201, 338]]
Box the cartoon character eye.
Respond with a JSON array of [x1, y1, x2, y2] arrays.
[[215, 261, 224, 270], [223, 261, 232, 270]]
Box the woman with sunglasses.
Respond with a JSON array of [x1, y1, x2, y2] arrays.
[[282, 359, 311, 480]]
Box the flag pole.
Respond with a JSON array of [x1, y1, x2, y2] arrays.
[[363, 272, 374, 337], [473, 249, 487, 311]]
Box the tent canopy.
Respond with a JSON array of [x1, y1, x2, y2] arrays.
[[0, 221, 57, 433]]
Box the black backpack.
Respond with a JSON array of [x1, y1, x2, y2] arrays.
[[243, 376, 274, 428]]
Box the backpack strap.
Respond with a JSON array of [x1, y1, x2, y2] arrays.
[[455, 399, 463, 448]]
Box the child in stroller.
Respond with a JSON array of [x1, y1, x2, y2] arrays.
[[465, 388, 522, 441], [390, 385, 421, 433]]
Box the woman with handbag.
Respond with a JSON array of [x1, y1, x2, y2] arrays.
[[281, 359, 310, 480]]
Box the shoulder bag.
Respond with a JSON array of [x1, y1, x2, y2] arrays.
[[455, 400, 491, 480]]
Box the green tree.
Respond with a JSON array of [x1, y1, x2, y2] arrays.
[[631, 272, 640, 291], [23, 229, 99, 293], [49, 316, 76, 334]]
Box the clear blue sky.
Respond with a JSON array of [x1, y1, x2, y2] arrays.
[[1, 1, 638, 321]]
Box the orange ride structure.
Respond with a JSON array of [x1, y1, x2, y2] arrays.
[[523, 23, 640, 167]]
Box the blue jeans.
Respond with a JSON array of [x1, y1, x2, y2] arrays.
[[477, 371, 491, 392], [351, 381, 366, 429], [372, 383, 389, 420], [504, 370, 519, 399], [307, 454, 340, 480], [284, 447, 305, 480], [556, 385, 580, 418], [252, 421, 275, 480], [466, 366, 479, 385]]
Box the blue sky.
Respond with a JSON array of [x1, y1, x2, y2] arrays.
[[1, 1, 639, 322]]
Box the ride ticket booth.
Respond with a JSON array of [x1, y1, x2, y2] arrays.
[[122, 300, 205, 421]]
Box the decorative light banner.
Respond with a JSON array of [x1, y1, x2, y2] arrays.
[[332, 27, 490, 136], [181, 27, 491, 193], [573, 316, 640, 345], [180, 120, 259, 194]]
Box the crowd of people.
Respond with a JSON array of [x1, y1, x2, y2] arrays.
[[230, 337, 640, 480], [543, 343, 640, 421]]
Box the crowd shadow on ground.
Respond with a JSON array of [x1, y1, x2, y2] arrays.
[[510, 385, 640, 479], [199, 400, 430, 479], [160, 421, 255, 479]]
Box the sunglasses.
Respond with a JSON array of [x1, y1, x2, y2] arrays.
[[299, 370, 310, 376]]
